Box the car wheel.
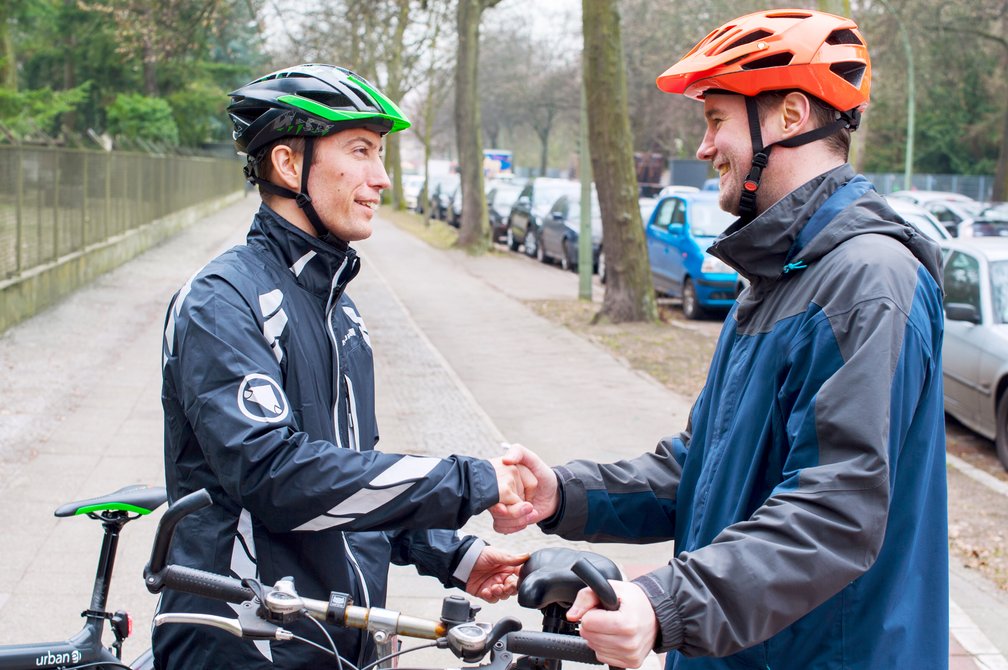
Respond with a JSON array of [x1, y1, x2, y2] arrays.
[[997, 394, 1008, 471], [507, 225, 520, 252], [598, 249, 606, 284], [682, 277, 707, 320], [524, 228, 538, 258], [560, 239, 574, 271]]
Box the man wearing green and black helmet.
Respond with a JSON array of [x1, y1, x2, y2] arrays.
[[155, 65, 533, 669]]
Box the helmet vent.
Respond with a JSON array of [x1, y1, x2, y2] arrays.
[[825, 29, 863, 46], [764, 11, 812, 19], [829, 62, 867, 88], [720, 30, 773, 54], [299, 90, 355, 111], [742, 52, 794, 70]]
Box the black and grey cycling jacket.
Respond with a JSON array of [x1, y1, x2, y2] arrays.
[[154, 204, 500, 669]]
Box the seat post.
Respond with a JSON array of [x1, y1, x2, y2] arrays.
[[87, 517, 126, 613]]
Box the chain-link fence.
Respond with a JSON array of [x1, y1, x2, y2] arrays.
[[0, 145, 244, 279], [863, 173, 996, 201]]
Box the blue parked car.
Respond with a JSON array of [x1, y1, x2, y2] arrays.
[[645, 191, 740, 319]]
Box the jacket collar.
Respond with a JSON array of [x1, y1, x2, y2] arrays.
[[709, 165, 854, 287], [246, 203, 360, 299]]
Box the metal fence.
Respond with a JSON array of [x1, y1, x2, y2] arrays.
[[863, 172, 996, 201], [0, 145, 244, 280]]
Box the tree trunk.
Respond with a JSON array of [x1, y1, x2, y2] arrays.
[[0, 5, 17, 90], [583, 0, 657, 323], [995, 49, 1008, 201], [61, 0, 78, 135], [386, 0, 411, 210], [454, 0, 500, 250], [142, 37, 158, 96], [535, 114, 553, 176]]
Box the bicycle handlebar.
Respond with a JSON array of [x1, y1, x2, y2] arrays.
[[505, 631, 601, 665], [145, 488, 212, 577], [144, 488, 602, 668]]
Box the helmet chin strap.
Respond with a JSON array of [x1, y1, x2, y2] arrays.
[[738, 96, 861, 221], [244, 138, 348, 249]]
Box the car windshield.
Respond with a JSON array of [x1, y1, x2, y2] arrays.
[[492, 184, 524, 209], [689, 200, 736, 237], [992, 260, 1008, 324], [537, 182, 579, 206], [901, 212, 949, 241], [957, 201, 986, 217]]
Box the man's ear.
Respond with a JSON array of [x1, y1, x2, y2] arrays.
[[270, 144, 302, 191], [780, 92, 812, 139]]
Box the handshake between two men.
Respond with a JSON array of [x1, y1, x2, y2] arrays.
[[488, 444, 660, 670]]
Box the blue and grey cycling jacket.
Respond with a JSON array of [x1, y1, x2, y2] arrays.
[[155, 204, 500, 669], [542, 165, 949, 669]]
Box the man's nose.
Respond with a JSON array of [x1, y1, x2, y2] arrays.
[[696, 132, 715, 161], [373, 161, 391, 190]]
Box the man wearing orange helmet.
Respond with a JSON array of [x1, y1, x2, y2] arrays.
[[492, 10, 948, 669]]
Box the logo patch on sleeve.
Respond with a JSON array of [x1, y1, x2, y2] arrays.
[[237, 374, 289, 423]]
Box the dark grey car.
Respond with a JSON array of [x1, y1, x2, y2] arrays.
[[506, 178, 581, 257]]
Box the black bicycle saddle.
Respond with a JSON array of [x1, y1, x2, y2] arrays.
[[55, 484, 168, 517], [518, 548, 621, 610]]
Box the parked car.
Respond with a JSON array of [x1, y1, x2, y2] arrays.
[[884, 196, 951, 242], [888, 190, 983, 237], [506, 178, 581, 257], [940, 238, 1008, 470], [447, 186, 464, 228], [539, 192, 603, 272], [657, 184, 699, 198], [402, 174, 425, 211], [487, 180, 526, 243], [964, 205, 1008, 238], [638, 197, 659, 227], [426, 174, 459, 221], [645, 191, 739, 319]]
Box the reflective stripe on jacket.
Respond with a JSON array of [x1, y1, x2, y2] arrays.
[[154, 204, 498, 669]]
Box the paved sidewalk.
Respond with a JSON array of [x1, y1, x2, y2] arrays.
[[0, 198, 1005, 669]]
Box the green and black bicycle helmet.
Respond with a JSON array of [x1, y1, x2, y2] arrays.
[[227, 64, 410, 241]]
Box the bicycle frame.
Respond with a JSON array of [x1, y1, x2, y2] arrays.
[[0, 485, 165, 670]]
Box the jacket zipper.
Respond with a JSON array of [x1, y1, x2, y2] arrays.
[[345, 374, 361, 452], [325, 258, 371, 664]]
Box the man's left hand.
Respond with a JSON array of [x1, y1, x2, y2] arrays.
[[566, 580, 659, 668], [466, 546, 530, 603]]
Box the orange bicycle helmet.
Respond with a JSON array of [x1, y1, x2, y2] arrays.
[[657, 9, 870, 114], [657, 9, 871, 220]]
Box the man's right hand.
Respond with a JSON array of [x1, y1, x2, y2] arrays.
[[489, 444, 559, 534]]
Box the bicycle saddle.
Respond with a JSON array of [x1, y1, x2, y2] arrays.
[[55, 484, 168, 517], [518, 548, 621, 610]]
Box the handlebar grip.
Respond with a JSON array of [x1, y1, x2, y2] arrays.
[[146, 489, 213, 576], [505, 631, 602, 665], [571, 558, 619, 611], [157, 564, 255, 604]]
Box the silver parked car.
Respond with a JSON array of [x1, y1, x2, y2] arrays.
[[941, 238, 1008, 469], [884, 196, 951, 243]]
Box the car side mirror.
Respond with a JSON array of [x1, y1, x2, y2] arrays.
[[945, 302, 981, 324], [551, 211, 564, 222], [667, 223, 684, 236]]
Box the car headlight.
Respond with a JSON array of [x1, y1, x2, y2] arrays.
[[701, 255, 733, 274]]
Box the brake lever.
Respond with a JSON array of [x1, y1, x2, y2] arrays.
[[154, 600, 294, 641]]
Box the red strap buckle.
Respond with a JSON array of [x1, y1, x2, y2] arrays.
[[743, 180, 759, 192]]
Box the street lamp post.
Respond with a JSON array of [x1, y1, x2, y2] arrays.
[[877, 0, 916, 190]]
